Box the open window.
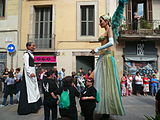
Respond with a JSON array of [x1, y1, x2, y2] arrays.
[[126, 0, 153, 29]]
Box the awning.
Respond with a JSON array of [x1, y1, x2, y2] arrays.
[[124, 55, 158, 61]]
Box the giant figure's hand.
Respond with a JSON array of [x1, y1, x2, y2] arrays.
[[90, 49, 96, 54], [30, 73, 36, 77]]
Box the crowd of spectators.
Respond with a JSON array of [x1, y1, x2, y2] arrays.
[[0, 66, 98, 120], [1, 66, 160, 119], [35, 67, 97, 120], [121, 69, 160, 97], [0, 67, 22, 106]]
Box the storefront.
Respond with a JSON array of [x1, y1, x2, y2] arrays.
[[34, 52, 57, 71], [123, 41, 158, 76]]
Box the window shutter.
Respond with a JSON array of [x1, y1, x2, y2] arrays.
[[126, 0, 132, 29], [147, 0, 153, 22]]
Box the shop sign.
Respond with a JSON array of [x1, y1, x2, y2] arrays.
[[34, 56, 56, 63], [137, 43, 144, 56]]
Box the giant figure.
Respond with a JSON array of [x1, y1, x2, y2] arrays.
[[90, 0, 128, 119], [17, 42, 42, 115]]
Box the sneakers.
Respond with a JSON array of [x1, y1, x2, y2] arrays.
[[0, 104, 5, 108]]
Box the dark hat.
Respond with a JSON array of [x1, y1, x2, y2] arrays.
[[86, 78, 94, 83]]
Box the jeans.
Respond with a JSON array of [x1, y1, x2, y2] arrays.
[[151, 86, 158, 95], [2, 96, 13, 105]]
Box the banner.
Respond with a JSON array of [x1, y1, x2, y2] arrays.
[[124, 61, 157, 77], [34, 56, 56, 63]]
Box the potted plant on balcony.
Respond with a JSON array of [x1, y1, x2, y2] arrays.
[[139, 18, 153, 35], [140, 18, 153, 29]]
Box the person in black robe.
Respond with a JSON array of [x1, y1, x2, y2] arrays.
[[17, 42, 42, 115]]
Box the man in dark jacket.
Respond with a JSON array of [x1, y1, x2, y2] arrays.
[[42, 71, 58, 120]]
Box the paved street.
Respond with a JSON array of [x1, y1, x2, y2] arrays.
[[0, 94, 156, 120], [112, 96, 155, 120]]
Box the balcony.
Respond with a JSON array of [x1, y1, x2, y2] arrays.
[[28, 34, 55, 50], [120, 19, 160, 38]]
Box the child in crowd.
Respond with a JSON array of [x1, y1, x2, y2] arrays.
[[42, 71, 58, 120], [79, 78, 97, 120], [58, 76, 80, 120], [150, 75, 159, 96], [121, 74, 127, 96], [14, 68, 22, 103], [126, 74, 133, 96], [143, 74, 150, 96], [77, 74, 85, 92]]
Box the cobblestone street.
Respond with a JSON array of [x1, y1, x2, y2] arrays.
[[0, 94, 156, 120]]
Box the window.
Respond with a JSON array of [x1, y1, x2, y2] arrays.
[[34, 6, 52, 49], [77, 2, 98, 41], [0, 0, 5, 17], [81, 5, 95, 36], [137, 3, 144, 17]]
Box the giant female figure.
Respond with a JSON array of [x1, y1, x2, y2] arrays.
[[91, 15, 125, 118], [90, 0, 128, 118]]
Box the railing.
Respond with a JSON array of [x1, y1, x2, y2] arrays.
[[28, 34, 55, 49], [120, 19, 160, 36]]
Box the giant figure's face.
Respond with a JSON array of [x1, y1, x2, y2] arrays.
[[27, 43, 36, 51], [99, 18, 109, 28]]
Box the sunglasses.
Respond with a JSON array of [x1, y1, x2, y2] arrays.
[[86, 80, 93, 83]]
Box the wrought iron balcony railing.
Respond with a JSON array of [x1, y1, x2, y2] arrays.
[[120, 19, 160, 36], [27, 34, 55, 49]]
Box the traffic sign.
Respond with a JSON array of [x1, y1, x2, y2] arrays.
[[7, 44, 16, 53]]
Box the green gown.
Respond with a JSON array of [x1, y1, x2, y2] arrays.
[[94, 50, 125, 115]]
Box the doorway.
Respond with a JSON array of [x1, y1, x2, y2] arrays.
[[76, 56, 94, 73]]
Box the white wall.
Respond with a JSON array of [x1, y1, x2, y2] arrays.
[[57, 50, 73, 76], [152, 0, 160, 29], [0, 16, 18, 30], [106, 0, 117, 17]]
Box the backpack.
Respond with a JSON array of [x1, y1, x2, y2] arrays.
[[96, 90, 100, 103], [59, 90, 70, 109]]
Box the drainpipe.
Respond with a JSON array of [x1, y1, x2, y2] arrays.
[[16, 0, 23, 68]]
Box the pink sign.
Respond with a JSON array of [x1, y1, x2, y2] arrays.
[[34, 56, 56, 63]]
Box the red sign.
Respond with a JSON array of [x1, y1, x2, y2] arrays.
[[34, 56, 56, 63]]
